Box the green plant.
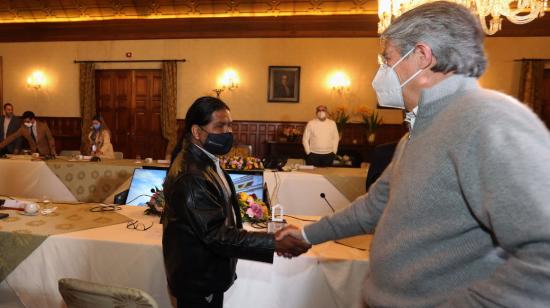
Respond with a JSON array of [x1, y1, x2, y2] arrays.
[[329, 104, 351, 132], [357, 105, 383, 133]]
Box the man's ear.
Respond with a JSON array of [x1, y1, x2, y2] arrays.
[[415, 43, 434, 69], [191, 125, 201, 141]]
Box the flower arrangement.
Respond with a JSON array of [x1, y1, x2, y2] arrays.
[[282, 127, 301, 142], [220, 156, 264, 170], [238, 192, 269, 223], [283, 127, 301, 137], [333, 154, 353, 166], [144, 187, 165, 216], [329, 104, 351, 132], [356, 105, 383, 133]]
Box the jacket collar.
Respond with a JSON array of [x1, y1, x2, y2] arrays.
[[187, 143, 217, 169]]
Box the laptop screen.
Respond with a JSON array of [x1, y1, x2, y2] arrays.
[[227, 170, 264, 203], [126, 168, 168, 206]]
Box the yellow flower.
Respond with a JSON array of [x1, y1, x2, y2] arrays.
[[239, 192, 248, 201], [355, 105, 383, 131], [261, 205, 269, 218], [356, 104, 373, 116]]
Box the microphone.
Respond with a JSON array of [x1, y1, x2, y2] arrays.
[[320, 193, 335, 213]]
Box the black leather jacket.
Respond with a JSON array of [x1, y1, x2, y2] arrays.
[[162, 144, 275, 297]]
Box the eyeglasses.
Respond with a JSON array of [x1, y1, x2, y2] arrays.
[[89, 204, 121, 212], [126, 220, 153, 231], [377, 53, 388, 66]]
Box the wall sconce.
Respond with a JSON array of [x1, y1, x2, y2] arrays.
[[328, 71, 351, 94], [27, 70, 47, 90], [213, 69, 240, 98]]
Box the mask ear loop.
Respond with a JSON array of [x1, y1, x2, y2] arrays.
[[389, 46, 424, 88], [400, 68, 424, 88], [390, 47, 417, 69]]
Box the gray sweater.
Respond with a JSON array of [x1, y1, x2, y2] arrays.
[[304, 75, 550, 307]]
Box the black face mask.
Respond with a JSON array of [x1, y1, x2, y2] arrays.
[[201, 130, 234, 155]]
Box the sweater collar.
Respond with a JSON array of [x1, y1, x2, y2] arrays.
[[407, 74, 479, 132], [417, 74, 479, 117]]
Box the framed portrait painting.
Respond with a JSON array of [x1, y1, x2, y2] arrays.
[[268, 66, 300, 103]]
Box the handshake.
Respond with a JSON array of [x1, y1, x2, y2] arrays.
[[274, 225, 311, 258]]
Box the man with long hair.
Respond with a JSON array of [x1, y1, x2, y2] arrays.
[[163, 96, 310, 308]]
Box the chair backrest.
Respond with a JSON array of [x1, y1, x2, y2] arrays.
[[228, 144, 253, 157], [59, 150, 81, 157], [366, 142, 398, 192], [285, 158, 306, 167], [58, 278, 159, 308], [113, 151, 124, 159]]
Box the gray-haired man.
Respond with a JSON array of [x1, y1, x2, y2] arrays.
[[277, 1, 550, 307]]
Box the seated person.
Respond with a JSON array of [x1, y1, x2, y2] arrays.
[[0, 111, 56, 156], [86, 115, 114, 159]]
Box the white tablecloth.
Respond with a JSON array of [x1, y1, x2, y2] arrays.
[[0, 158, 77, 202], [264, 168, 367, 216], [5, 206, 370, 308]]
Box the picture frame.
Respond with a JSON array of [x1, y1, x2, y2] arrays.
[[267, 66, 300, 103]]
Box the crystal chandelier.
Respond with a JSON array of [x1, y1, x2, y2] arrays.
[[378, 0, 548, 35]]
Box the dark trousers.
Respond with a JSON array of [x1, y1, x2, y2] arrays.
[[177, 292, 224, 308], [306, 152, 335, 167]]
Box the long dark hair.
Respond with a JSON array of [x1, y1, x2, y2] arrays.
[[171, 96, 230, 159], [164, 96, 230, 204], [91, 114, 110, 133]]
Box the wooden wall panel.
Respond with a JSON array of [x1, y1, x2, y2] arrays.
[[40, 117, 82, 153], [40, 117, 406, 160], [0, 56, 3, 105]]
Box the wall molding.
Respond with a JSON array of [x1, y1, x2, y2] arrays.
[[0, 14, 548, 42]]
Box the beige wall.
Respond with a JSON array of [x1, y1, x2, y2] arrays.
[[1, 36, 549, 124]]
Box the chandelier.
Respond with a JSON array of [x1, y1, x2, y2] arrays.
[[378, 0, 548, 35]]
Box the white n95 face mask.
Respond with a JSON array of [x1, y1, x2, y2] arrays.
[[372, 47, 424, 109]]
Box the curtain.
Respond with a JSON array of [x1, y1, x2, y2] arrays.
[[79, 63, 96, 153], [161, 61, 178, 160], [518, 59, 546, 118]]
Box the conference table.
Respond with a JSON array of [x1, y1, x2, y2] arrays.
[[264, 167, 368, 216], [0, 155, 168, 203], [2, 204, 372, 308], [0, 157, 76, 202], [0, 155, 368, 216]]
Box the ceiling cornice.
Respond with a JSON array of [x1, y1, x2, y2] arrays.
[[0, 14, 379, 42], [0, 13, 548, 42]]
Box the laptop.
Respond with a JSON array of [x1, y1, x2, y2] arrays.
[[125, 167, 168, 206], [226, 170, 266, 204]]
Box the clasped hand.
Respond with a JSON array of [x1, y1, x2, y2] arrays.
[[274, 225, 311, 258]]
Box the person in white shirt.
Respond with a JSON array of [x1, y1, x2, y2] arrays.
[[302, 105, 339, 166]]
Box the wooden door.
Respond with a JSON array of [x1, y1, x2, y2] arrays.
[[96, 69, 165, 159], [133, 70, 165, 159], [96, 70, 132, 157]]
